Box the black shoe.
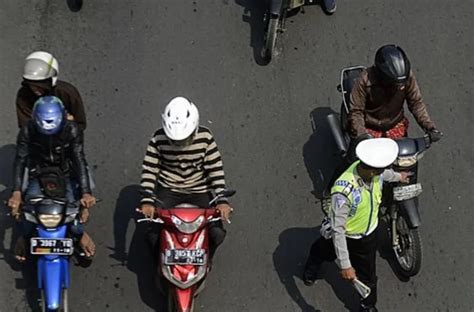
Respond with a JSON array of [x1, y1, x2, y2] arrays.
[[302, 271, 318, 286], [322, 0, 337, 14]]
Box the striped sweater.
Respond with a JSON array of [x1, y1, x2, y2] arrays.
[[140, 126, 227, 204]]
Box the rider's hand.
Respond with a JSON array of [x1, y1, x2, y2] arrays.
[[67, 113, 75, 121], [216, 203, 233, 223], [340, 267, 357, 281], [428, 128, 443, 143], [79, 208, 90, 223], [80, 193, 96, 209], [138, 204, 156, 218], [399, 171, 413, 183], [7, 191, 22, 220]]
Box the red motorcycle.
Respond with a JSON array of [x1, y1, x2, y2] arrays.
[[138, 189, 236, 312]]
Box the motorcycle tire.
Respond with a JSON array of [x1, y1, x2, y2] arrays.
[[40, 289, 68, 312], [66, 0, 83, 12], [262, 16, 279, 62], [167, 286, 195, 312], [393, 215, 422, 277]]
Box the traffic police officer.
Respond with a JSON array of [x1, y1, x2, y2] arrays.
[[303, 138, 410, 312]]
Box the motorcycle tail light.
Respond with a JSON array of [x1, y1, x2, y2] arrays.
[[38, 214, 62, 228], [394, 152, 425, 168]]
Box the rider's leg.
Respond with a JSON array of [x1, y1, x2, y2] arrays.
[[303, 236, 337, 284], [347, 231, 378, 310], [15, 179, 42, 261]]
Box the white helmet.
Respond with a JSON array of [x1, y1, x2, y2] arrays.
[[23, 51, 59, 86], [356, 138, 399, 168], [162, 97, 199, 141]]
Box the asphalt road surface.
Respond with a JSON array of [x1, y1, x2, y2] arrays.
[[0, 1, 472, 311]]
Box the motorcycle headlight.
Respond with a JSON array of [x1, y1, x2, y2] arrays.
[[38, 214, 62, 228], [171, 215, 205, 234], [395, 151, 426, 168]]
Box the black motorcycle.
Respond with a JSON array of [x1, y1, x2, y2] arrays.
[[327, 66, 434, 277], [262, 0, 315, 62]]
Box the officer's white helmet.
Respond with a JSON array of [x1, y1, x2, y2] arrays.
[[356, 138, 399, 168], [23, 51, 59, 86], [162, 97, 199, 141]]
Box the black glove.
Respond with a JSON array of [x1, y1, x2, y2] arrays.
[[428, 128, 443, 142]]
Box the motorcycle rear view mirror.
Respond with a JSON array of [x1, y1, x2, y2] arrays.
[[220, 189, 236, 198]]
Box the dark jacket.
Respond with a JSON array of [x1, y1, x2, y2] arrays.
[[13, 120, 91, 195], [348, 66, 436, 137], [16, 80, 87, 130]]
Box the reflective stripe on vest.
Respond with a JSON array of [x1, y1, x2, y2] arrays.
[[330, 161, 382, 236]]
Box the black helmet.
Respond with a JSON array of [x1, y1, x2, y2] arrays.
[[374, 44, 411, 84]]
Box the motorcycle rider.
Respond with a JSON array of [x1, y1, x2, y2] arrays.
[[138, 96, 233, 259], [16, 51, 87, 130], [7, 96, 96, 262], [303, 138, 410, 312], [349, 44, 442, 142]]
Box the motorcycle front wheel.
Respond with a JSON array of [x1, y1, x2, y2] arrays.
[[40, 289, 68, 312], [393, 215, 422, 277], [261, 15, 279, 62], [166, 287, 195, 312]]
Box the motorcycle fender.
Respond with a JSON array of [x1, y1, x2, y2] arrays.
[[38, 257, 68, 310], [175, 286, 194, 312], [399, 198, 421, 229], [269, 0, 284, 15]]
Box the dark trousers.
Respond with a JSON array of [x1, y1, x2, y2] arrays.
[[305, 231, 377, 308], [146, 188, 226, 259]]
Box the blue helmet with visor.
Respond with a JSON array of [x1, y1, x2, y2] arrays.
[[32, 96, 66, 135]]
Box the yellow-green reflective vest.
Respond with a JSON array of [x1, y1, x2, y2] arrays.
[[330, 161, 382, 236]]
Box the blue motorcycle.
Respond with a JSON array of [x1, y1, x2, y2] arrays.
[[23, 197, 82, 312]]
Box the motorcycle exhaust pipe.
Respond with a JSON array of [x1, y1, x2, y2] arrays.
[[327, 114, 349, 156]]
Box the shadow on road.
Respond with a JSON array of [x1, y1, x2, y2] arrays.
[[273, 226, 321, 312], [109, 184, 166, 311], [273, 227, 360, 312], [0, 144, 17, 265], [234, 0, 268, 65], [303, 107, 345, 201]]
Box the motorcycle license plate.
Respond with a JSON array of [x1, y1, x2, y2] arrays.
[[393, 183, 422, 201], [164, 249, 205, 266], [30, 238, 74, 255]]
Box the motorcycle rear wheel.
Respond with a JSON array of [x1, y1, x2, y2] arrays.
[[393, 215, 422, 277], [262, 16, 279, 62], [66, 0, 83, 12]]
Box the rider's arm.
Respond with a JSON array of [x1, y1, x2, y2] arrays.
[[330, 193, 352, 270], [203, 135, 227, 203], [405, 73, 436, 131], [140, 134, 161, 205], [56, 81, 87, 131], [12, 125, 30, 192], [69, 123, 91, 195], [15, 87, 32, 129], [349, 71, 370, 137]]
